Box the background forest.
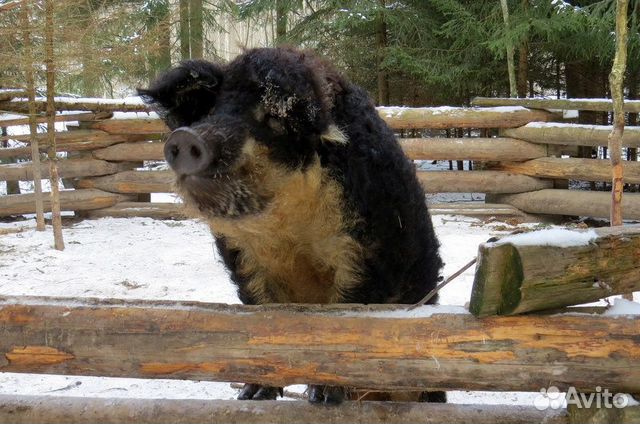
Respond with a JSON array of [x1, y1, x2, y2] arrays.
[[0, 0, 639, 108]]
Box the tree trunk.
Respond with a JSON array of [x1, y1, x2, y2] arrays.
[[189, 0, 203, 59], [44, 0, 64, 250], [146, 0, 171, 82], [608, 0, 629, 226], [275, 0, 287, 46], [500, 0, 517, 98], [516, 0, 529, 97], [375, 0, 390, 105], [20, 0, 45, 230], [179, 0, 190, 59]]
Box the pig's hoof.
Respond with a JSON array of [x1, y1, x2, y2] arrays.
[[308, 385, 345, 405], [237, 383, 282, 400]]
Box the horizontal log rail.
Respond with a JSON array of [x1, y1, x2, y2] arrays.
[[494, 189, 640, 220], [0, 395, 570, 424], [0, 111, 113, 127], [0, 97, 150, 113], [378, 106, 557, 129], [0, 189, 133, 216], [502, 123, 640, 147], [0, 88, 25, 102], [0, 296, 638, 393], [85, 201, 184, 219], [472, 96, 640, 113], [417, 170, 552, 193], [0, 158, 130, 181], [90, 137, 548, 163], [77, 170, 174, 193], [493, 157, 640, 184]]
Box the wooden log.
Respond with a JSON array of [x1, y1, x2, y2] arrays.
[[502, 123, 640, 147], [399, 137, 547, 161], [93, 141, 165, 161], [0, 89, 26, 102], [472, 96, 640, 113], [0, 111, 113, 127], [417, 171, 552, 193], [0, 189, 133, 216], [0, 395, 570, 424], [493, 157, 640, 184], [0, 1, 21, 12], [379, 106, 558, 130], [0, 158, 128, 181], [85, 202, 184, 219], [0, 296, 639, 393], [493, 189, 640, 219], [85, 117, 168, 134], [77, 170, 173, 193], [93, 137, 546, 163], [428, 202, 532, 219], [469, 224, 640, 317], [0, 97, 149, 113], [569, 401, 640, 424], [1, 129, 123, 144]]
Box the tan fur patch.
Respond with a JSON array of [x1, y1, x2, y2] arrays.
[[205, 144, 363, 304]]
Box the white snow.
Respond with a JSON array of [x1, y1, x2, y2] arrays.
[[491, 228, 598, 248], [0, 215, 637, 405], [604, 298, 640, 316], [112, 111, 160, 120]]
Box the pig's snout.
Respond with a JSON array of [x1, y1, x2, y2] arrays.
[[164, 127, 213, 176]]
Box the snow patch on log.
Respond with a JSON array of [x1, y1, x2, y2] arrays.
[[605, 298, 640, 316], [491, 228, 598, 248]]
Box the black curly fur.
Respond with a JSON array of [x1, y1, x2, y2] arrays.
[[139, 47, 443, 306]]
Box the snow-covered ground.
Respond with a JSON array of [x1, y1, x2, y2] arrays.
[[0, 214, 638, 406]]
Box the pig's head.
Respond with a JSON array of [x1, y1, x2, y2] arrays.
[[138, 48, 345, 218]]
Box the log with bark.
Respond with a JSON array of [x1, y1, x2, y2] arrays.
[[85, 202, 184, 219], [493, 189, 640, 220], [0, 189, 133, 216], [399, 137, 547, 161], [0, 97, 150, 113], [492, 157, 640, 184], [501, 123, 640, 147], [0, 88, 25, 102], [472, 96, 640, 113], [378, 106, 557, 130], [92, 141, 166, 161], [417, 171, 552, 193], [0, 111, 112, 127], [0, 296, 638, 393], [0, 158, 129, 181], [470, 224, 640, 316], [77, 170, 174, 193]]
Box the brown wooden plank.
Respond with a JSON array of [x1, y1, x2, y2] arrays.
[[84, 118, 168, 134], [93, 141, 165, 161], [0, 296, 638, 393], [0, 97, 149, 113], [85, 202, 184, 219]]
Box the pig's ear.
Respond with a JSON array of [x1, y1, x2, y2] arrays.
[[137, 60, 224, 130]]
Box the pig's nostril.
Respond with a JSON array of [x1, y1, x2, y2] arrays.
[[169, 145, 179, 158], [190, 145, 201, 159]]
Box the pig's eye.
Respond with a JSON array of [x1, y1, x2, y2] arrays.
[[266, 116, 285, 134]]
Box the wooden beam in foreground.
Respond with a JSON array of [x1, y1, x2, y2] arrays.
[[1, 296, 638, 393], [0, 395, 571, 424], [0, 189, 133, 216], [502, 123, 640, 147], [470, 224, 640, 317]]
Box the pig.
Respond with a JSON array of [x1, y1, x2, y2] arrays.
[[139, 47, 443, 404]]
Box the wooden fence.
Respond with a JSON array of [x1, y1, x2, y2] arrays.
[[1, 296, 639, 424], [2, 94, 640, 220]]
